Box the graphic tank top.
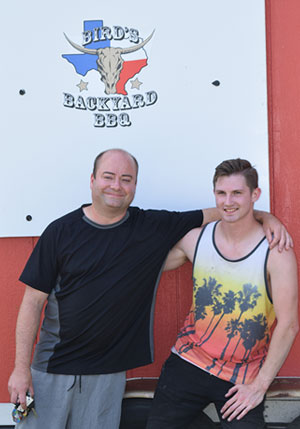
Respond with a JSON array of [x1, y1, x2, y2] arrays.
[[174, 221, 275, 385]]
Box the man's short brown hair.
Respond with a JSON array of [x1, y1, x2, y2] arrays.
[[213, 158, 258, 192]]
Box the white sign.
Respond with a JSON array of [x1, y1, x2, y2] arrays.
[[0, 0, 269, 237]]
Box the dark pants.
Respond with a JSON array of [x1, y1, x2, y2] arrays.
[[146, 353, 265, 429]]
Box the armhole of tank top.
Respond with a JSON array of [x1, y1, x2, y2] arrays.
[[192, 223, 210, 279], [264, 246, 273, 304]]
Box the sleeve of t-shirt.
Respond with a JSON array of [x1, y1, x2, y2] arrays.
[[168, 209, 203, 247], [19, 222, 59, 294], [153, 209, 203, 249]]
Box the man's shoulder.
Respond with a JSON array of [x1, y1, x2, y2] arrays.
[[129, 207, 202, 229], [127, 207, 172, 226], [129, 206, 202, 218], [129, 206, 170, 214], [267, 246, 298, 305], [54, 206, 83, 222], [42, 207, 84, 235], [268, 245, 297, 269]]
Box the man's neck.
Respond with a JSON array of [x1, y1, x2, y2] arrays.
[[215, 216, 264, 259], [83, 204, 128, 225]]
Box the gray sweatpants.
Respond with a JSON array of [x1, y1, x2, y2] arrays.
[[16, 368, 126, 429]]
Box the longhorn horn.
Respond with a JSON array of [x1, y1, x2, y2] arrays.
[[120, 30, 155, 54], [63, 33, 98, 54], [64, 29, 155, 55]]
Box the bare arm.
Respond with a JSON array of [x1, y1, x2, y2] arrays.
[[221, 247, 299, 422], [164, 228, 202, 271], [164, 242, 188, 271], [202, 208, 220, 226], [164, 207, 222, 271], [8, 286, 48, 409], [254, 210, 293, 251]]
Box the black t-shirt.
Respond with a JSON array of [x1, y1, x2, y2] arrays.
[[20, 205, 203, 374]]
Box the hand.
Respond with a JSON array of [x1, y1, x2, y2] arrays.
[[221, 382, 265, 422], [8, 367, 34, 409], [262, 217, 293, 252]]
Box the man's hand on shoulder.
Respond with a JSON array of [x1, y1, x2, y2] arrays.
[[164, 227, 202, 271], [254, 210, 293, 252]]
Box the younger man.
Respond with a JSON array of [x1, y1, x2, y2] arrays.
[[147, 159, 299, 429]]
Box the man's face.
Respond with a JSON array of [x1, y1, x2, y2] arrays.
[[214, 174, 260, 223], [90, 151, 137, 212]]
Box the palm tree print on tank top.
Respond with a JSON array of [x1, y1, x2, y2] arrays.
[[174, 222, 275, 385]]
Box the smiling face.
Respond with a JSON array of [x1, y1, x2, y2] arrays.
[[90, 150, 137, 214], [214, 173, 261, 223]]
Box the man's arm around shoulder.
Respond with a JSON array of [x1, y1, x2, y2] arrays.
[[8, 286, 48, 409], [202, 208, 293, 251], [202, 208, 220, 226]]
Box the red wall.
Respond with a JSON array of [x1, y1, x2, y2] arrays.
[[1, 0, 300, 402], [265, 0, 300, 375], [0, 238, 35, 400]]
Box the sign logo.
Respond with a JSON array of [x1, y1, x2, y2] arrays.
[[62, 20, 158, 127]]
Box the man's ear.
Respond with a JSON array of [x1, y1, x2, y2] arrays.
[[252, 187, 261, 203], [90, 173, 94, 189]]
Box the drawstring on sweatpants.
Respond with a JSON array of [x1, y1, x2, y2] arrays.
[[67, 375, 82, 393]]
